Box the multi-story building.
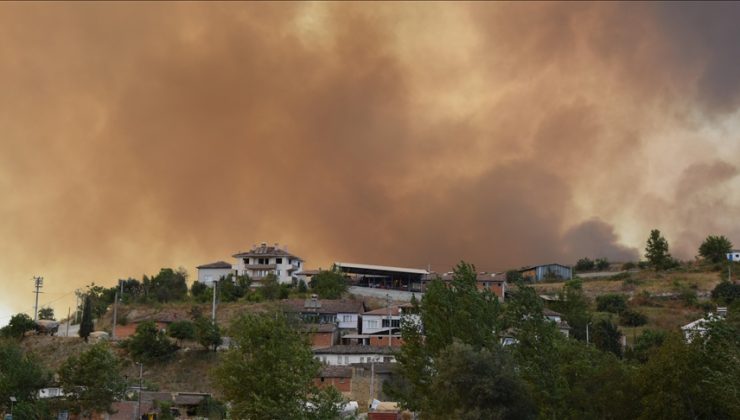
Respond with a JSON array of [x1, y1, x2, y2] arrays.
[[231, 242, 304, 284]]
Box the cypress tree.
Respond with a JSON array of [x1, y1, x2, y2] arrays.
[[79, 295, 94, 342]]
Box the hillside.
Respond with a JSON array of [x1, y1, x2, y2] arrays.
[[20, 268, 727, 397]]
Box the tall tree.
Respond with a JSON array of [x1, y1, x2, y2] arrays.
[[58, 342, 126, 418], [79, 295, 94, 342], [645, 229, 672, 270], [391, 262, 510, 415], [213, 311, 343, 419], [0, 340, 49, 413], [194, 316, 222, 352], [555, 279, 592, 341], [698, 235, 733, 264]]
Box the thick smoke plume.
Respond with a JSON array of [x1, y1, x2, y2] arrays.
[[1, 3, 740, 317]]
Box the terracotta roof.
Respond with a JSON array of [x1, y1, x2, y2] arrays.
[[350, 362, 395, 374], [519, 263, 571, 272], [363, 306, 404, 316], [543, 308, 563, 317], [196, 261, 232, 269], [313, 345, 396, 355], [319, 366, 352, 378], [232, 243, 302, 260], [282, 299, 366, 315]]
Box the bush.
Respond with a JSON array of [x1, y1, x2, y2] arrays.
[[711, 281, 740, 305], [127, 321, 178, 362], [622, 262, 637, 270], [168, 320, 195, 343], [575, 258, 595, 272], [619, 309, 648, 327], [595, 258, 610, 271], [596, 294, 628, 314], [309, 271, 348, 299]]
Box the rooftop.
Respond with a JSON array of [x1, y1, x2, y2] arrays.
[[313, 345, 396, 355], [282, 298, 366, 315], [196, 261, 232, 269], [233, 242, 302, 260], [334, 262, 428, 275]]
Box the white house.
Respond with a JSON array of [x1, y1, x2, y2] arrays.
[[681, 308, 727, 342], [313, 345, 396, 366], [232, 242, 304, 285], [361, 306, 406, 335], [196, 261, 233, 287], [726, 250, 740, 262]]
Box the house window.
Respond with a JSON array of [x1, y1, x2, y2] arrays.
[[345, 356, 349, 364], [276, 258, 282, 264], [367, 320, 379, 329], [277, 270, 281, 277], [342, 315, 352, 322], [382, 319, 401, 328], [336, 356, 342, 364], [339, 378, 345, 384]]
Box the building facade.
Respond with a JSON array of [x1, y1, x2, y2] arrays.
[[232, 242, 304, 284]]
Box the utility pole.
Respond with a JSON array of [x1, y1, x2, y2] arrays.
[[136, 362, 143, 420], [66, 307, 70, 337], [32, 276, 43, 322], [211, 280, 219, 322], [112, 291, 118, 339], [586, 322, 590, 345], [386, 293, 392, 348]]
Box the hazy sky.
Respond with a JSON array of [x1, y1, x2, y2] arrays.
[[2, 2, 740, 322]]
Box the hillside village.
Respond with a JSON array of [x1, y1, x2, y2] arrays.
[[3, 235, 740, 419]]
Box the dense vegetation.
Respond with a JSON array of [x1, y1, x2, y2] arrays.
[[387, 262, 740, 419]]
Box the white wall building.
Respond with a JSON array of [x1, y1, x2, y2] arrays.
[[313, 345, 396, 366], [196, 261, 233, 286], [726, 250, 740, 262], [232, 242, 304, 285]]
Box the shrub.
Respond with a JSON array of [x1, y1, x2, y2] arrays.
[[596, 294, 628, 314], [168, 320, 195, 343], [619, 309, 648, 327], [575, 258, 595, 272], [622, 261, 637, 270], [127, 321, 178, 362], [711, 281, 740, 305], [595, 258, 610, 271]]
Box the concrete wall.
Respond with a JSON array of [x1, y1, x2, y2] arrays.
[[197, 268, 233, 286], [315, 353, 396, 366]]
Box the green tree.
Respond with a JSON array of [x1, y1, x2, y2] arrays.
[[309, 270, 348, 299], [391, 262, 504, 413], [0, 340, 49, 413], [626, 329, 666, 363], [79, 295, 94, 342], [596, 293, 628, 314], [711, 281, 740, 305], [38, 307, 55, 321], [58, 342, 126, 418], [698, 235, 733, 264], [1, 313, 37, 340], [213, 311, 343, 420], [194, 317, 222, 352], [592, 319, 622, 358], [167, 320, 195, 344], [555, 278, 592, 341], [258, 274, 281, 300], [147, 268, 189, 303], [190, 281, 210, 303], [196, 396, 227, 420], [645, 229, 672, 270], [595, 258, 610, 271], [424, 340, 535, 420], [575, 258, 595, 272], [619, 309, 648, 327], [127, 321, 178, 362]]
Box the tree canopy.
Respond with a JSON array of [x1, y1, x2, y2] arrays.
[[699, 235, 734, 264], [58, 342, 126, 418], [0, 340, 49, 413], [309, 270, 348, 299], [127, 320, 178, 362], [213, 311, 343, 419], [645, 229, 673, 270], [1, 313, 37, 340], [79, 295, 94, 342]]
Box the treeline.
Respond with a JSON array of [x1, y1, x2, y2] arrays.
[[386, 262, 740, 419]]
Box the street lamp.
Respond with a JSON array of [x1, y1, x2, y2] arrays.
[[9, 397, 16, 418]]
